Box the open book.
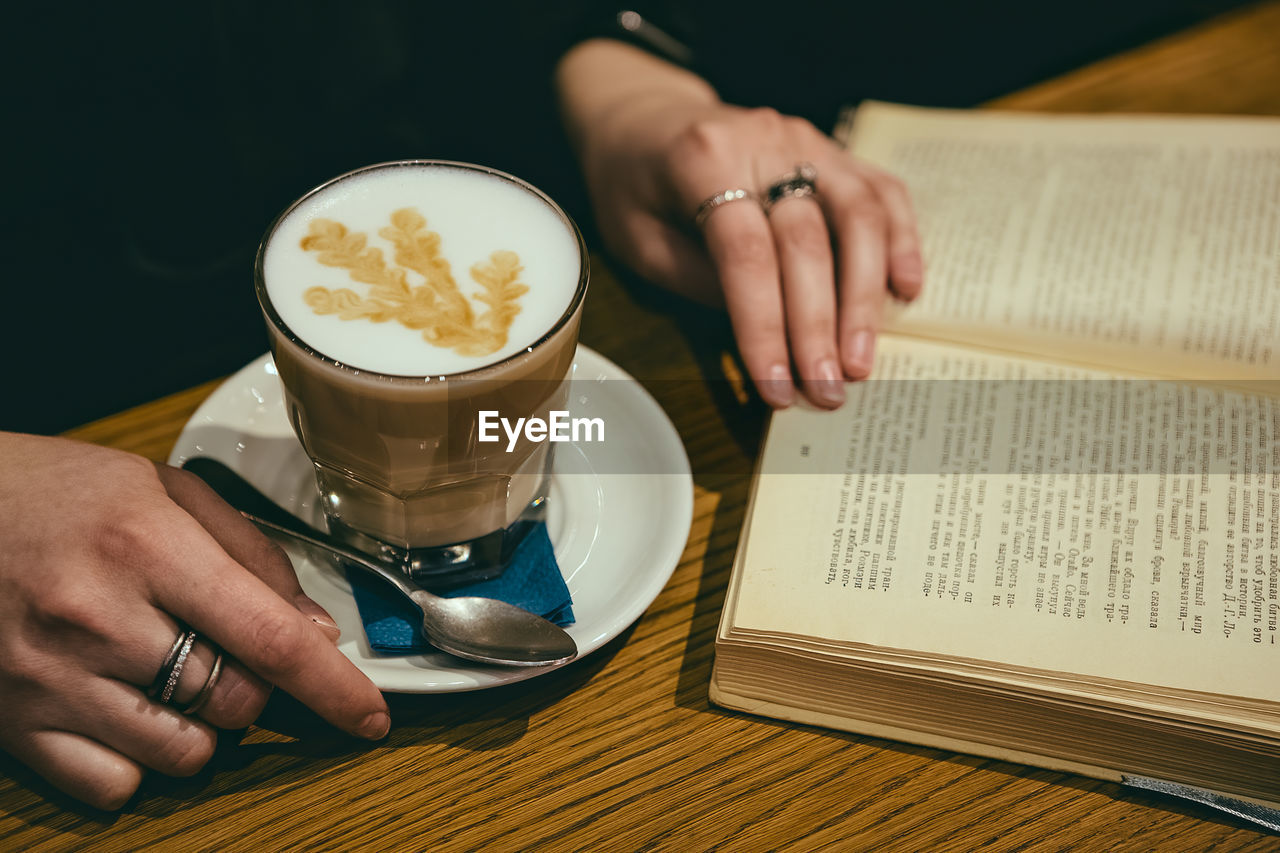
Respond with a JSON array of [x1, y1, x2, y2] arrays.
[[710, 103, 1280, 815]]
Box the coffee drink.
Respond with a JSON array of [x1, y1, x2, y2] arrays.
[[256, 161, 587, 580], [263, 163, 582, 376]]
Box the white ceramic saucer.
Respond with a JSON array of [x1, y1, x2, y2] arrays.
[[169, 346, 693, 693]]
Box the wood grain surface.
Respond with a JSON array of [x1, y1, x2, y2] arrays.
[[5, 4, 1280, 850]]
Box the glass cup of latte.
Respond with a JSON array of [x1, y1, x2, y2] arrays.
[[255, 161, 588, 586]]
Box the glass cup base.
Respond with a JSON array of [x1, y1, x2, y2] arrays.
[[322, 488, 549, 591]]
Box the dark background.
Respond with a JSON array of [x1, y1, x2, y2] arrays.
[[2, 0, 1248, 434]]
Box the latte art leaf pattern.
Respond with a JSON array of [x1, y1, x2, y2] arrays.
[[300, 208, 528, 357]]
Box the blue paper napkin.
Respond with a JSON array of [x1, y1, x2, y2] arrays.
[[347, 522, 574, 654]]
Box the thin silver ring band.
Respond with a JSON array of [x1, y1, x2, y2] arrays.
[[694, 188, 760, 227], [182, 651, 224, 716]]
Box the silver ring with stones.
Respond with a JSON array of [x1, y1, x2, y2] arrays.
[[764, 163, 819, 212], [149, 628, 197, 704]]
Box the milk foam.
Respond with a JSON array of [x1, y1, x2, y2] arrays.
[[262, 164, 582, 376]]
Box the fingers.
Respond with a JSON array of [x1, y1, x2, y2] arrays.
[[0, 436, 381, 816], [154, 465, 340, 641], [667, 109, 922, 405], [78, 599, 274, 731], [145, 504, 389, 740], [819, 169, 891, 379], [8, 730, 144, 811], [855, 162, 924, 301], [699, 201, 795, 407], [169, 639, 273, 730], [72, 678, 218, 779], [769, 198, 844, 408]]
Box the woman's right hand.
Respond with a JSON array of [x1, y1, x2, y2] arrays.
[[0, 432, 389, 810]]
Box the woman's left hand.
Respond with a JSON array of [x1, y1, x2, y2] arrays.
[[557, 39, 924, 409]]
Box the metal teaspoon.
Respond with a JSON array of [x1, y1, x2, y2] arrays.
[[244, 513, 578, 667], [180, 457, 577, 666]]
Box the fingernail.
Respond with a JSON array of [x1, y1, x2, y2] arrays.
[[359, 711, 391, 740], [846, 331, 876, 378], [295, 593, 340, 638], [814, 358, 845, 408], [759, 364, 795, 408]]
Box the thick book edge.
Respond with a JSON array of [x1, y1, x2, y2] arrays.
[[709, 670, 1280, 816], [710, 670, 1122, 782]]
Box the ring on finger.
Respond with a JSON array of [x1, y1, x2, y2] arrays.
[[149, 627, 228, 713], [694, 188, 761, 227], [764, 163, 819, 213], [181, 650, 224, 716], [149, 627, 197, 703]]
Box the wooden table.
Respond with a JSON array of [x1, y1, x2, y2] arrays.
[[5, 4, 1280, 849]]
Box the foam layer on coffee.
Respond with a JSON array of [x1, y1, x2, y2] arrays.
[[263, 164, 581, 376]]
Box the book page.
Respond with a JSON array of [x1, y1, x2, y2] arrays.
[[847, 102, 1280, 382], [732, 336, 1280, 701]]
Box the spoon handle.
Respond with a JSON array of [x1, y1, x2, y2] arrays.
[[243, 512, 424, 602]]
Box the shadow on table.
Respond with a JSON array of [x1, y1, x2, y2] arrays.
[[614, 293, 764, 716], [592, 268, 770, 718], [1, 625, 634, 832], [718, 709, 1275, 838]]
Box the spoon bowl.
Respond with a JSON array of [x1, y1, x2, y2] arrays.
[[413, 593, 580, 667]]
